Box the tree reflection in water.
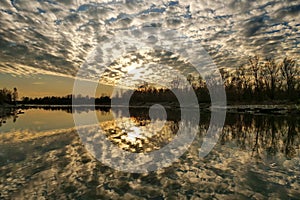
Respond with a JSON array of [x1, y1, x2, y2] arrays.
[[220, 113, 299, 160]]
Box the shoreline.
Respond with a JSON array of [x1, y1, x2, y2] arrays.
[[2, 102, 300, 116], [9, 103, 300, 116]]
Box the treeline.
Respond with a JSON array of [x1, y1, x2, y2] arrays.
[[6, 56, 300, 106], [128, 88, 182, 106], [117, 85, 210, 105], [126, 56, 299, 104], [21, 95, 111, 105], [21, 105, 111, 113], [221, 56, 299, 103]]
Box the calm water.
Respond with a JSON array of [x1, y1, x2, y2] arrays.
[[0, 107, 299, 199]]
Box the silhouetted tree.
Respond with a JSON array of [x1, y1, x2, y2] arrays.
[[0, 88, 13, 105], [12, 87, 18, 105], [281, 57, 298, 100]]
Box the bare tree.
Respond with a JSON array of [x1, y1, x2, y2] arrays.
[[249, 56, 260, 95], [280, 57, 298, 99], [12, 87, 18, 105], [263, 58, 281, 100]]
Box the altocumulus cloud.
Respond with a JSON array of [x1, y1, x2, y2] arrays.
[[0, 0, 299, 85]]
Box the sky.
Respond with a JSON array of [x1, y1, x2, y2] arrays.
[[0, 0, 299, 98], [0, 73, 113, 98], [0, 73, 74, 97]]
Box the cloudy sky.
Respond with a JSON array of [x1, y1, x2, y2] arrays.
[[0, 0, 299, 97]]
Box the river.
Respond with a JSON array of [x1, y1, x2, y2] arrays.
[[0, 107, 299, 199]]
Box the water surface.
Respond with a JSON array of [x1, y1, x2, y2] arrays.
[[0, 107, 299, 199]]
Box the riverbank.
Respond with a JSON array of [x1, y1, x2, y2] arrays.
[[7, 102, 300, 116]]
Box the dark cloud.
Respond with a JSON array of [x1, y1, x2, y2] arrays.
[[276, 4, 300, 18], [243, 14, 270, 37]]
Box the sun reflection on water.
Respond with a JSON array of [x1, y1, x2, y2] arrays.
[[99, 116, 178, 153]]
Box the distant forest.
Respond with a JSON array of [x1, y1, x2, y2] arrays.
[[21, 95, 111, 105], [1, 56, 299, 106]]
